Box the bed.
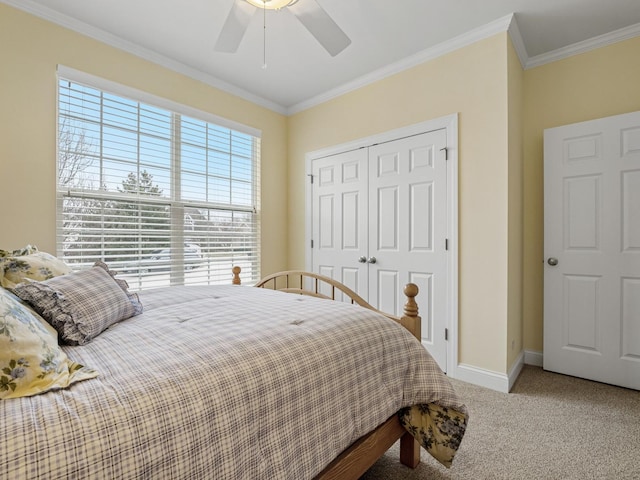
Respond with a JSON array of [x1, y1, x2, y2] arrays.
[[0, 254, 468, 479]]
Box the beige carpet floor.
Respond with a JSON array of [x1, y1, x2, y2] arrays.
[[361, 365, 640, 480]]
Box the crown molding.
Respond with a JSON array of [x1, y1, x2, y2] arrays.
[[5, 0, 640, 115], [507, 14, 529, 68], [287, 14, 516, 115], [1, 0, 288, 115], [289, 15, 640, 112], [525, 21, 640, 69]]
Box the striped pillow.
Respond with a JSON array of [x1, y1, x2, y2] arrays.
[[14, 262, 143, 345]]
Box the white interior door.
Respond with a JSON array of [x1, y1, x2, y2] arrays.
[[311, 148, 369, 297], [368, 130, 448, 368], [311, 129, 449, 371], [544, 110, 640, 390]]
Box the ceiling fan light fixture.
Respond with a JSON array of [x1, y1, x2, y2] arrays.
[[216, 0, 350, 58], [245, 0, 297, 10]]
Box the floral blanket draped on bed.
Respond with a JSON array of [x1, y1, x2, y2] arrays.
[[1, 284, 467, 478], [400, 403, 468, 468]]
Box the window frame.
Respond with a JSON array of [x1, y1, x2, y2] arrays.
[[56, 66, 261, 289]]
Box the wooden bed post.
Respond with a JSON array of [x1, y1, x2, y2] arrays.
[[398, 282, 421, 468], [400, 283, 421, 341], [232, 266, 241, 285]]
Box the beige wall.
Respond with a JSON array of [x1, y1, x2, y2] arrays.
[[7, 1, 637, 377], [0, 4, 289, 275], [289, 34, 514, 374], [522, 35, 640, 353], [506, 38, 524, 370]]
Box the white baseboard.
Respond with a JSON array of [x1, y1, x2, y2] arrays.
[[452, 363, 511, 393], [524, 350, 543, 367], [508, 351, 525, 391], [451, 350, 543, 393]]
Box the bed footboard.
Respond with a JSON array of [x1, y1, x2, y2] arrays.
[[232, 267, 421, 341]]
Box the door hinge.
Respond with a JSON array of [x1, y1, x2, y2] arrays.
[[440, 147, 448, 160], [445, 328, 449, 341], [308, 174, 314, 184], [445, 238, 449, 250], [311, 239, 314, 248]]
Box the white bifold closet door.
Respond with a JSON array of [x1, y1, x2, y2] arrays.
[[311, 129, 448, 370]]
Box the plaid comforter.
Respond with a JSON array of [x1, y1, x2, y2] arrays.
[[1, 285, 467, 479]]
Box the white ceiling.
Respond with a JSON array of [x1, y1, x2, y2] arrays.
[[5, 0, 640, 114]]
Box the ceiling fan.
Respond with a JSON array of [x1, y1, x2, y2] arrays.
[[214, 0, 351, 57]]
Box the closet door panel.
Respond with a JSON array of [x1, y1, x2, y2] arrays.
[[311, 149, 369, 299], [368, 130, 448, 368]]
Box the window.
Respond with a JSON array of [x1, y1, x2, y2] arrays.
[[57, 67, 260, 290]]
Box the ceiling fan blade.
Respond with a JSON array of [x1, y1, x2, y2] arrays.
[[214, 0, 255, 53], [288, 0, 351, 57]]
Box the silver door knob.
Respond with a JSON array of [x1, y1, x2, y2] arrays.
[[547, 257, 558, 266], [358, 256, 367, 263], [367, 257, 377, 264]]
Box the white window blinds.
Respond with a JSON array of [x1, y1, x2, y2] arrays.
[[57, 71, 260, 289]]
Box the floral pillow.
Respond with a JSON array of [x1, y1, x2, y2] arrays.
[[14, 262, 143, 345], [0, 245, 38, 258], [0, 288, 97, 399], [0, 246, 71, 289]]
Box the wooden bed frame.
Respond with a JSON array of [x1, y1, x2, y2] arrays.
[[232, 267, 423, 479]]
